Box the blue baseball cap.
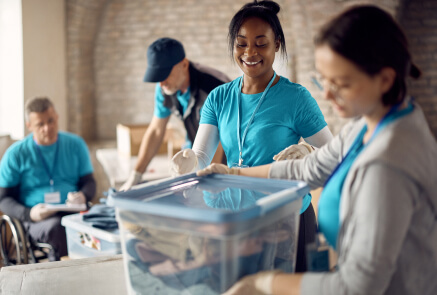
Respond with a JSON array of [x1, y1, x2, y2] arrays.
[[143, 38, 186, 83]]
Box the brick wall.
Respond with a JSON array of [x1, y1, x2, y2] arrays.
[[402, 0, 437, 139], [92, 0, 294, 139], [67, 0, 109, 140], [66, 0, 437, 140]]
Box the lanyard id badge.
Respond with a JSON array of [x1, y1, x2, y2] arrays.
[[235, 72, 276, 168], [34, 136, 61, 203], [45, 178, 60, 203], [44, 191, 61, 203]]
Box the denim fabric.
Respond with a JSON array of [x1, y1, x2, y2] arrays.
[[82, 204, 118, 229]]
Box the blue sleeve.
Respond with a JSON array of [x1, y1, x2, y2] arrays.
[[199, 89, 218, 126], [76, 137, 94, 177], [0, 146, 21, 188], [153, 84, 171, 118], [293, 87, 327, 138]]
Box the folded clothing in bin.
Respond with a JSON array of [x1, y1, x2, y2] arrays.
[[120, 210, 296, 293], [82, 204, 118, 230], [113, 174, 307, 294]]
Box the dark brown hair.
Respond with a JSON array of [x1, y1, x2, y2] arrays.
[[315, 5, 420, 106]]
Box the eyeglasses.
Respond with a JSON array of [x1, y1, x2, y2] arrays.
[[310, 72, 346, 106]]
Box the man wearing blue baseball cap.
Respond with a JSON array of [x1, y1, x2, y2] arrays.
[[121, 38, 230, 191]]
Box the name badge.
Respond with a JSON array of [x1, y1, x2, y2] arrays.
[[44, 191, 61, 203]]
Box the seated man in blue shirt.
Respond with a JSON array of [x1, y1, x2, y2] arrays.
[[0, 97, 96, 261]]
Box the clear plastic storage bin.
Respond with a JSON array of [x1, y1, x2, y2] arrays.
[[61, 213, 122, 259], [113, 173, 309, 295]]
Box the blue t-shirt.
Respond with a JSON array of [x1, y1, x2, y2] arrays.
[[153, 84, 191, 119], [0, 132, 94, 207], [318, 102, 415, 249], [200, 76, 327, 213], [318, 128, 366, 249], [154, 84, 192, 147]]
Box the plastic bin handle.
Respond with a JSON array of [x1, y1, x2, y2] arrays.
[[256, 186, 308, 215]]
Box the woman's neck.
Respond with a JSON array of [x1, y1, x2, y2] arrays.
[[363, 100, 406, 143], [241, 70, 278, 94]]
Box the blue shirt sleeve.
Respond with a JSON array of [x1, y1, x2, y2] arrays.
[[293, 87, 327, 138], [0, 144, 21, 188], [153, 84, 171, 118], [199, 88, 219, 126]]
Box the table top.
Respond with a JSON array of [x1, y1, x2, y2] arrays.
[[0, 255, 127, 295], [96, 148, 171, 188]]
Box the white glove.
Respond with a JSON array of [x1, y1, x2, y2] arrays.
[[222, 270, 281, 295], [66, 191, 86, 205], [171, 149, 198, 176], [120, 170, 143, 191], [30, 203, 56, 222], [273, 142, 313, 161], [196, 163, 240, 177]]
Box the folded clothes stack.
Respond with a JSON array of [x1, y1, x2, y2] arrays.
[[82, 204, 118, 230]]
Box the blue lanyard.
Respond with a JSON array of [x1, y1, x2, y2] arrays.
[[237, 72, 276, 167], [325, 101, 412, 185], [33, 136, 59, 188]]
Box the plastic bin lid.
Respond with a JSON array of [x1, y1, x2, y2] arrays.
[[61, 213, 121, 243], [112, 173, 309, 223]]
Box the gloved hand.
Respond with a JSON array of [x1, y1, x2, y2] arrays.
[[222, 270, 281, 295], [30, 203, 56, 222], [171, 149, 198, 176], [273, 142, 313, 161], [120, 170, 143, 191], [196, 163, 240, 177], [67, 191, 86, 205]]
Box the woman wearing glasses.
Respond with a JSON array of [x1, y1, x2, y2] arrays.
[[199, 4, 437, 295], [171, 0, 333, 272]]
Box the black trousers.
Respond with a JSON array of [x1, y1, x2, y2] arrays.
[[24, 212, 70, 261], [294, 203, 317, 272]]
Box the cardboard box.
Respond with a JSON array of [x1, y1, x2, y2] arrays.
[[116, 124, 168, 158]]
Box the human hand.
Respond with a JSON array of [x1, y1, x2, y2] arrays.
[[30, 203, 56, 222], [120, 170, 143, 191], [196, 164, 240, 177], [171, 149, 198, 176], [273, 142, 313, 161], [222, 270, 281, 295], [67, 191, 86, 205]]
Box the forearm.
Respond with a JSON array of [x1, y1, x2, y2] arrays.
[[272, 273, 303, 295], [77, 173, 96, 202], [238, 164, 271, 178], [192, 124, 220, 169], [0, 186, 31, 222], [135, 119, 168, 173], [269, 132, 343, 188]]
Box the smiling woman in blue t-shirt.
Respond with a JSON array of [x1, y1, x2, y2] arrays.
[[171, 0, 333, 272]]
